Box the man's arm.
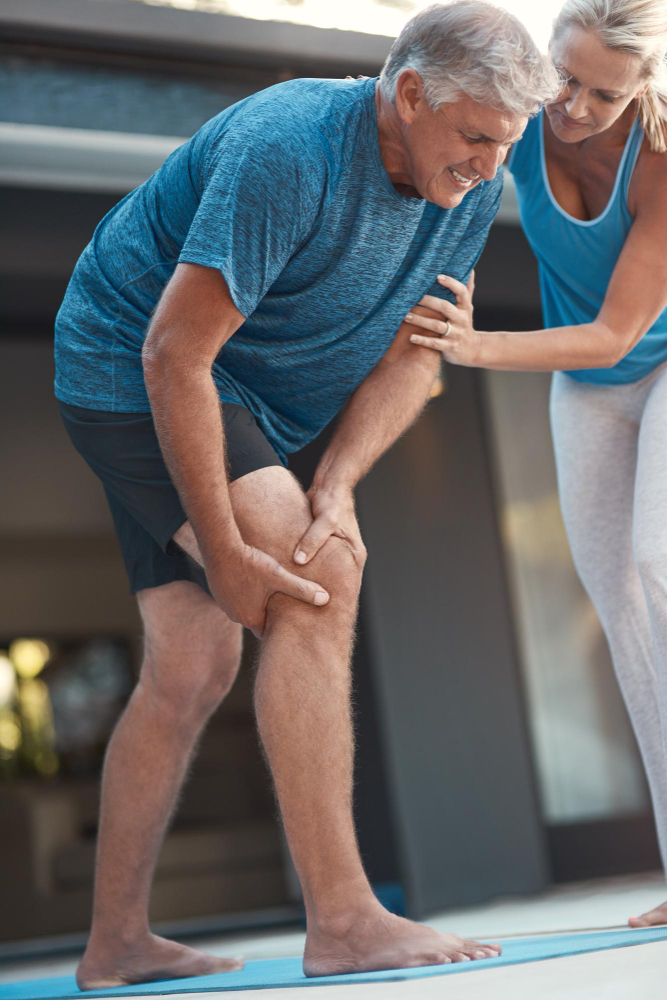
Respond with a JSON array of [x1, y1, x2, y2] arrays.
[[143, 262, 330, 634], [293, 321, 442, 565], [407, 154, 667, 372]]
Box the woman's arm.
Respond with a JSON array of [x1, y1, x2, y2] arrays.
[[407, 152, 667, 372]]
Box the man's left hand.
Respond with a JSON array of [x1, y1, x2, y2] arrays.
[[405, 272, 482, 367], [294, 484, 367, 568]]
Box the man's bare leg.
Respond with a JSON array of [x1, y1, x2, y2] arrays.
[[80, 465, 498, 988], [225, 467, 500, 974], [76, 581, 245, 989]]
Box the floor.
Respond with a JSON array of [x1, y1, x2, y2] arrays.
[[1, 872, 666, 999]]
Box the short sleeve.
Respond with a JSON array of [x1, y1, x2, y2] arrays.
[[425, 170, 504, 303], [462, 169, 504, 248], [179, 128, 325, 318]]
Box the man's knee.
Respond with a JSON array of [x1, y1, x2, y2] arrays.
[[138, 583, 243, 720], [316, 534, 365, 595], [230, 466, 365, 610], [268, 534, 363, 625], [141, 630, 243, 722]]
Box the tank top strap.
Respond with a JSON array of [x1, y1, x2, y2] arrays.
[[506, 111, 541, 181], [621, 117, 644, 207]]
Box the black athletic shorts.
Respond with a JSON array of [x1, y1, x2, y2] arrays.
[[58, 401, 284, 595]]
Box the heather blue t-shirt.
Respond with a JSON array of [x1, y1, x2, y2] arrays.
[[55, 76, 502, 461]]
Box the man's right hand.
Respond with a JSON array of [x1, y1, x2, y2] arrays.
[[144, 264, 330, 637], [207, 543, 330, 638]]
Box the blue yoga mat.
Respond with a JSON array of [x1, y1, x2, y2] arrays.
[[2, 927, 667, 998]]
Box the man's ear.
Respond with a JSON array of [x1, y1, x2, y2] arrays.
[[395, 69, 425, 125]]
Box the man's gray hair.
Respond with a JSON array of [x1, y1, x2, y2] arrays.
[[380, 1, 561, 118]]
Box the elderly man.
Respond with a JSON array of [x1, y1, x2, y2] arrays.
[[55, 0, 557, 987]]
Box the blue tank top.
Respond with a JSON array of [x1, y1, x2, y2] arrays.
[[509, 110, 667, 384]]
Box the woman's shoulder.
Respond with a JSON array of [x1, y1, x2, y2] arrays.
[[506, 111, 541, 179], [628, 134, 667, 217]]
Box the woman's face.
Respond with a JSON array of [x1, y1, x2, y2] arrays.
[[547, 25, 648, 142]]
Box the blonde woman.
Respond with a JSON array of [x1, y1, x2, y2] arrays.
[[404, 0, 667, 928]]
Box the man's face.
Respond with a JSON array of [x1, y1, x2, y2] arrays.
[[546, 26, 647, 143], [394, 73, 528, 209]]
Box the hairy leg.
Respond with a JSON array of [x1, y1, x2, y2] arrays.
[[177, 466, 500, 974], [77, 580, 244, 989]]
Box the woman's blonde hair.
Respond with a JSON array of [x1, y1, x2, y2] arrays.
[[553, 0, 667, 152]]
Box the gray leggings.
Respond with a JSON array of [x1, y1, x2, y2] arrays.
[[551, 366, 667, 870]]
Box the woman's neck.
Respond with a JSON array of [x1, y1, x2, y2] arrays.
[[548, 100, 638, 160]]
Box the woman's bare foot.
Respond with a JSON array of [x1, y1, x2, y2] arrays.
[[76, 932, 244, 990], [629, 901, 667, 928], [303, 904, 501, 977]]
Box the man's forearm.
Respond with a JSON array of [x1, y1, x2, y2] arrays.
[[312, 349, 441, 491], [143, 350, 243, 561]]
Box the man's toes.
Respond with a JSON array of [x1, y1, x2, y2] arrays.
[[461, 940, 489, 959], [421, 952, 452, 966], [399, 953, 443, 969], [76, 975, 125, 991], [213, 957, 244, 972]]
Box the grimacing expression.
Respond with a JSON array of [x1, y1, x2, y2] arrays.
[[547, 26, 649, 142], [397, 77, 527, 209]]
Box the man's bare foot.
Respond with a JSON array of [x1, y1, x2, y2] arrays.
[[76, 932, 244, 990], [303, 904, 501, 977], [629, 901, 667, 928]]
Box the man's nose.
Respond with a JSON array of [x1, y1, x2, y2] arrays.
[[471, 146, 504, 182]]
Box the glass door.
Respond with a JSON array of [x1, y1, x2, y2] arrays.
[[483, 369, 658, 879]]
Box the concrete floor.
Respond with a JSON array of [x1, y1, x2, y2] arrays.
[[1, 871, 666, 999]]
